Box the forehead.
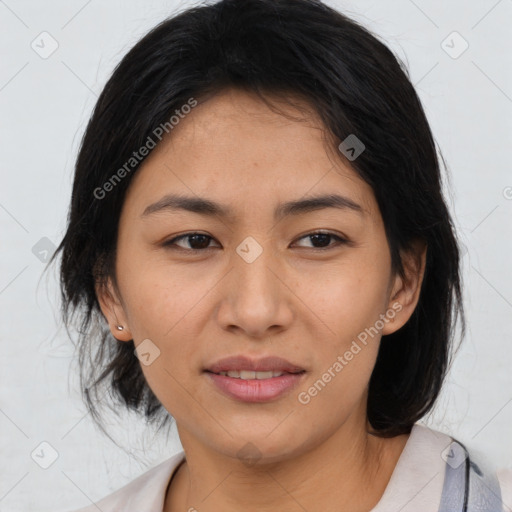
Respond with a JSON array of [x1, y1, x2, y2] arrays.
[[152, 89, 330, 165], [123, 88, 378, 222]]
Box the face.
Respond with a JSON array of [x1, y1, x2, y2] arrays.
[[97, 88, 425, 463]]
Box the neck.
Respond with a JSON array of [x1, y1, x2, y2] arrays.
[[164, 415, 409, 512]]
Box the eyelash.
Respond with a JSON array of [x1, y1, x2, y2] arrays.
[[162, 231, 349, 253]]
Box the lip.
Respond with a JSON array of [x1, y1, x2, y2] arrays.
[[205, 371, 306, 402], [204, 355, 306, 403], [204, 355, 305, 374]]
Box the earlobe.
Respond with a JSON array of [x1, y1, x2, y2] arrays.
[[382, 239, 427, 336], [94, 277, 133, 342]]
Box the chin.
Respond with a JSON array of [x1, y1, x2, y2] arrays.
[[211, 433, 308, 467]]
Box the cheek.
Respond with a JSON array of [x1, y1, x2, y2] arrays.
[[307, 259, 389, 335], [117, 249, 215, 339], [120, 264, 209, 410]]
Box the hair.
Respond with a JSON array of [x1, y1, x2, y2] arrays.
[[50, 0, 465, 439]]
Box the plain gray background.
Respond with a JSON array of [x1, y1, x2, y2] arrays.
[[1, 0, 511, 511]]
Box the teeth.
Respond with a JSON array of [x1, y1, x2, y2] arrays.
[[217, 370, 286, 379]]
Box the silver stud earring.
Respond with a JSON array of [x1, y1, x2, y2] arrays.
[[116, 325, 124, 331]]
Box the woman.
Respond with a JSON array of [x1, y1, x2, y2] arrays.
[[54, 0, 512, 510]]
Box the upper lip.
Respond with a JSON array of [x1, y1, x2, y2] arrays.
[[205, 355, 305, 374]]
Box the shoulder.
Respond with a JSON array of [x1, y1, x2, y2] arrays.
[[66, 451, 186, 512], [396, 424, 511, 511], [423, 424, 511, 512]]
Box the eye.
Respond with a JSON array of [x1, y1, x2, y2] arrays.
[[293, 231, 348, 250], [162, 230, 348, 252], [162, 232, 219, 251]]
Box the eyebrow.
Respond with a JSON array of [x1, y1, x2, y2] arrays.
[[141, 193, 366, 221]]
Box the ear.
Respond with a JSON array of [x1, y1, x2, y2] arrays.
[[95, 276, 133, 342], [382, 239, 427, 335]]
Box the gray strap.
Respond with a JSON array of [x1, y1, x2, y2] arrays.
[[466, 450, 503, 512], [438, 440, 503, 512], [438, 440, 467, 512]]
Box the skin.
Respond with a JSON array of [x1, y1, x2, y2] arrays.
[[96, 88, 427, 512]]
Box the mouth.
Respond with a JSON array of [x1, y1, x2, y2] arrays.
[[203, 355, 307, 402]]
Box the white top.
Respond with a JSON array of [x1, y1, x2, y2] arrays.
[[68, 423, 512, 512]]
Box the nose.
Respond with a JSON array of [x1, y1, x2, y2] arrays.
[[216, 239, 294, 338]]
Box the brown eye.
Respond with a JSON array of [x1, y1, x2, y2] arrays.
[[294, 231, 348, 250], [162, 231, 348, 253], [163, 233, 218, 251]]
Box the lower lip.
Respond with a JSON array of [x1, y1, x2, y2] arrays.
[[205, 371, 306, 402]]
